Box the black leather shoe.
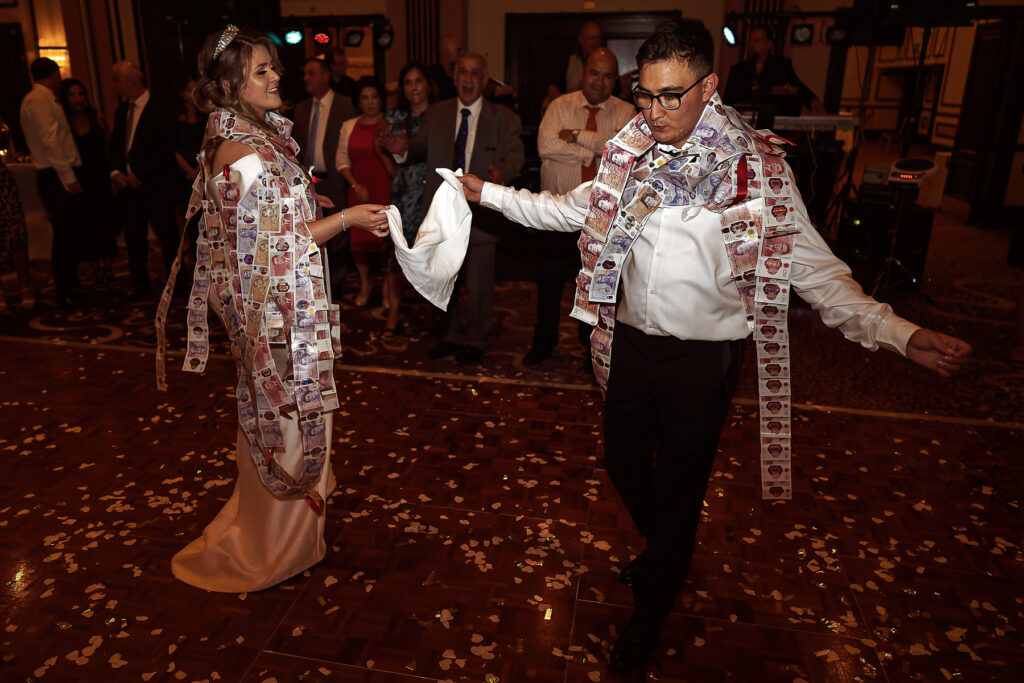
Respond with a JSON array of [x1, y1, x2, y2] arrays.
[[617, 551, 647, 586], [609, 615, 660, 675], [455, 346, 484, 365], [522, 346, 552, 366], [426, 341, 460, 360]]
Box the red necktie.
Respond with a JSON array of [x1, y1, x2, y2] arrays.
[[580, 106, 600, 182]]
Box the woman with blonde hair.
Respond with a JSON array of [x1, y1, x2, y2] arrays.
[[156, 24, 390, 592]]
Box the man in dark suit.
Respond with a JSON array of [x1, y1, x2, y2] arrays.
[[326, 47, 359, 101], [109, 61, 180, 298], [292, 57, 357, 289], [386, 52, 524, 365]]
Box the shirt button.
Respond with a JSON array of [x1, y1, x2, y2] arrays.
[[657, 252, 663, 257], [648, 323, 654, 328], [650, 289, 655, 294]]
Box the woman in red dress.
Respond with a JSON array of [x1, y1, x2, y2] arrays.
[[335, 77, 395, 306]]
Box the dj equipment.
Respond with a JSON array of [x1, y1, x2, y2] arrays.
[[888, 157, 936, 187], [887, 154, 950, 210], [837, 183, 934, 290], [741, 113, 859, 132], [769, 115, 859, 132]]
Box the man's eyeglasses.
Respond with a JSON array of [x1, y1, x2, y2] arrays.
[[633, 73, 711, 111]]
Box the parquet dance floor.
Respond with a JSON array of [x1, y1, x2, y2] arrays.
[[1, 197, 1022, 682]]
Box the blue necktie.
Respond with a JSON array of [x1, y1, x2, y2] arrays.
[[452, 107, 471, 171], [305, 100, 321, 169]]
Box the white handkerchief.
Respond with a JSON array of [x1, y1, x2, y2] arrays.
[[390, 168, 472, 311]]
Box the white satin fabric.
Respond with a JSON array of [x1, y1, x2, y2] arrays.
[[389, 168, 472, 311], [480, 166, 920, 356], [171, 414, 335, 593]]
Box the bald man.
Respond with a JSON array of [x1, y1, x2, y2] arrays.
[[564, 21, 603, 93], [109, 61, 179, 298], [526, 48, 636, 366], [428, 33, 464, 101]]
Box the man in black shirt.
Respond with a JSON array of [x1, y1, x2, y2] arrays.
[[326, 47, 358, 101], [723, 25, 825, 115]]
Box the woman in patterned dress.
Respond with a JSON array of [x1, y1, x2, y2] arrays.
[[0, 118, 34, 312], [379, 61, 434, 335]]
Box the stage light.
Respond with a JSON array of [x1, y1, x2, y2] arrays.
[[723, 12, 739, 46], [344, 29, 364, 47], [314, 32, 331, 45], [826, 25, 847, 44], [377, 24, 394, 48], [285, 30, 302, 45], [791, 23, 814, 45], [265, 31, 283, 47]]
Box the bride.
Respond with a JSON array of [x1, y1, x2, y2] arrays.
[[161, 24, 390, 592]]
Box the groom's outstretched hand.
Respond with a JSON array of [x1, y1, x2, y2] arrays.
[[906, 329, 972, 378], [458, 174, 484, 203]]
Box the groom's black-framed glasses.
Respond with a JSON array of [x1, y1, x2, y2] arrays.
[[632, 73, 711, 111]]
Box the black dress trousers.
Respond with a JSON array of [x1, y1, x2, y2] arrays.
[[603, 323, 745, 620], [532, 230, 591, 352], [36, 168, 85, 298]]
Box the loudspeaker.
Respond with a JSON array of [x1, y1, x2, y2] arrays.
[[838, 185, 934, 288], [848, 0, 905, 46], [838, 184, 896, 266], [891, 201, 934, 285]]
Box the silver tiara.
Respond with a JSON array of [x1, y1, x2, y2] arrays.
[[213, 24, 240, 60]]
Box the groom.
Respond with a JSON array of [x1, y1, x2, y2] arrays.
[[457, 18, 971, 675]]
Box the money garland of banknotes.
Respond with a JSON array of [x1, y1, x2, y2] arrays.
[[570, 93, 798, 500], [155, 109, 341, 512]]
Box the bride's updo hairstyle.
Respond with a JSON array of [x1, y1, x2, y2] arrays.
[[194, 25, 282, 140]]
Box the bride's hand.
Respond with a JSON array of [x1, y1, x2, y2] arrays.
[[346, 204, 391, 237]]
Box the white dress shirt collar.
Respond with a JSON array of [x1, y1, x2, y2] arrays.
[[132, 88, 151, 110], [315, 88, 334, 109], [32, 82, 58, 102], [124, 89, 150, 173], [457, 95, 484, 119], [656, 140, 692, 157], [575, 90, 610, 112], [454, 96, 485, 172], [309, 89, 334, 173]]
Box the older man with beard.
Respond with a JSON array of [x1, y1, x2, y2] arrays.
[[385, 52, 524, 365]]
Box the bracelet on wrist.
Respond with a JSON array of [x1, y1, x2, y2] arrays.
[[341, 209, 347, 231]]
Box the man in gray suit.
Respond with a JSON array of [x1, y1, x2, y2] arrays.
[[387, 52, 524, 364], [292, 57, 357, 290]]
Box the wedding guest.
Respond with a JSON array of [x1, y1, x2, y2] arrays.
[[19, 57, 83, 309], [381, 61, 434, 335], [109, 60, 179, 299], [0, 118, 35, 312], [60, 78, 116, 290], [335, 76, 394, 307]]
